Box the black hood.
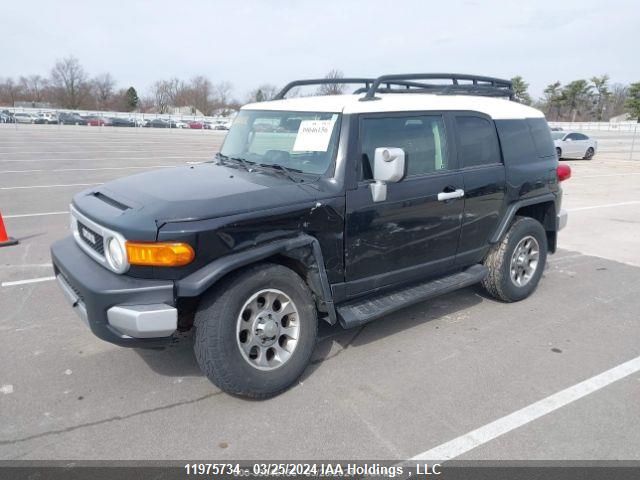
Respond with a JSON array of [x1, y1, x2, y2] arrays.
[[73, 163, 318, 240]]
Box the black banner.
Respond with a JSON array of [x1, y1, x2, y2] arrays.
[[2, 461, 640, 480]]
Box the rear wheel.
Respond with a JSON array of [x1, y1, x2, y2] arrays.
[[194, 263, 317, 398], [482, 216, 547, 302], [583, 147, 594, 160]]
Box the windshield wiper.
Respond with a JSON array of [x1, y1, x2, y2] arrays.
[[258, 163, 304, 183], [216, 153, 255, 172]]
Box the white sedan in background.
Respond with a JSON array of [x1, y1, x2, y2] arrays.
[[552, 131, 597, 160]]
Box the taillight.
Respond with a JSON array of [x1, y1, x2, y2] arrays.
[[557, 164, 571, 182]]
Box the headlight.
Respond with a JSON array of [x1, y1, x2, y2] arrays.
[[105, 236, 128, 273]]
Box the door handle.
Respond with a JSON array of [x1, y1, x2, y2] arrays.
[[437, 189, 465, 201]]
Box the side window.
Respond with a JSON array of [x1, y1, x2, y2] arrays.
[[526, 118, 556, 158], [566, 133, 580, 141], [575, 133, 589, 140], [455, 115, 501, 167], [360, 115, 448, 179]]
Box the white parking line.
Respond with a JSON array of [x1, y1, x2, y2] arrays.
[[4, 211, 68, 219], [411, 354, 640, 461], [568, 201, 640, 212], [1, 276, 56, 287], [0, 165, 175, 174], [0, 183, 98, 190]]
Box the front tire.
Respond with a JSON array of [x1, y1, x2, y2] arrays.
[[556, 147, 562, 159], [481, 216, 547, 302], [194, 263, 317, 398]]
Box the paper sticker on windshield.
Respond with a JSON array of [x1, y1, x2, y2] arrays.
[[292, 116, 337, 152]]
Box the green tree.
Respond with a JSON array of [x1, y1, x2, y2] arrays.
[[590, 75, 610, 121], [562, 80, 593, 122], [625, 82, 640, 122], [125, 86, 139, 111], [543, 81, 563, 120], [510, 76, 532, 105]]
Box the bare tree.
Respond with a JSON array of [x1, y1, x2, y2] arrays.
[[50, 56, 89, 109], [247, 84, 279, 103], [0, 78, 23, 106], [19, 75, 47, 103], [318, 69, 345, 95], [92, 73, 116, 110], [151, 80, 174, 113], [188, 76, 213, 115], [212, 81, 233, 112]]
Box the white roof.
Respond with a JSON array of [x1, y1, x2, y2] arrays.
[[243, 94, 544, 120]]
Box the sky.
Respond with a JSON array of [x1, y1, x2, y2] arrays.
[[2, 0, 639, 101]]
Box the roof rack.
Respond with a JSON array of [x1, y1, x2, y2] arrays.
[[274, 78, 376, 100], [273, 73, 514, 101], [360, 73, 514, 101]]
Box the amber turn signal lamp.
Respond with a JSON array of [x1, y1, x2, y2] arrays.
[[125, 242, 195, 267]]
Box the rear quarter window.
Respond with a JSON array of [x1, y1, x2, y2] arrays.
[[526, 118, 556, 158], [495, 119, 537, 164]]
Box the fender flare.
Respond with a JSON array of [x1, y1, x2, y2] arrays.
[[490, 193, 557, 244], [175, 235, 337, 324]]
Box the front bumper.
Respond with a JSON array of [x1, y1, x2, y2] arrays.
[[51, 236, 177, 348]]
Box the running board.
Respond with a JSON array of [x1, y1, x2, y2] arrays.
[[337, 264, 488, 329]]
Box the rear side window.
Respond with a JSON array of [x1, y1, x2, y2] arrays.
[[527, 118, 556, 157], [495, 119, 540, 164], [455, 116, 501, 167]]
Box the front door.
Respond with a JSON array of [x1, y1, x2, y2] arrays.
[[345, 113, 464, 297]]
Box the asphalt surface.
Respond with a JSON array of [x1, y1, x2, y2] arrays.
[[0, 124, 639, 460]]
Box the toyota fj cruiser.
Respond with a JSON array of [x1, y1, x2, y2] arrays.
[[51, 73, 570, 398]]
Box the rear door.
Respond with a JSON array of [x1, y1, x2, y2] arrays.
[[453, 113, 506, 265], [344, 112, 464, 297]]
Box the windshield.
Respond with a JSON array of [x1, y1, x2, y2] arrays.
[[220, 110, 341, 176], [551, 132, 565, 140]]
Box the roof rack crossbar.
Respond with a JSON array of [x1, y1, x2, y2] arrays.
[[274, 78, 375, 100], [359, 73, 514, 101]]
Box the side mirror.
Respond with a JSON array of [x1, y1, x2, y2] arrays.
[[370, 147, 405, 202], [564, 137, 572, 142]]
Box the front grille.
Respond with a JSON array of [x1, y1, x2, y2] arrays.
[[77, 221, 104, 255]]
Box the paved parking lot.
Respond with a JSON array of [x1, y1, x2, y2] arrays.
[[0, 125, 639, 460]]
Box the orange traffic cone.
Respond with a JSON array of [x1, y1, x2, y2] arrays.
[[0, 211, 18, 247]]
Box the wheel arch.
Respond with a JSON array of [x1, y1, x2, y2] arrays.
[[176, 235, 337, 325], [491, 195, 558, 253]]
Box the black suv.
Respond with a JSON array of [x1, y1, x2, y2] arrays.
[[51, 73, 570, 398]]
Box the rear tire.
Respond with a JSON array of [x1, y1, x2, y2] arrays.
[[583, 147, 594, 160], [194, 263, 317, 398], [481, 216, 547, 302]]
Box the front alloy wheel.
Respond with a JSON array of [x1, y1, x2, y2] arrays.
[[236, 289, 300, 370]]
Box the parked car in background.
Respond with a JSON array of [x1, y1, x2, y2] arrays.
[[145, 118, 170, 128], [214, 123, 230, 131], [13, 112, 37, 124], [552, 131, 597, 160], [85, 116, 112, 127], [188, 121, 204, 129], [110, 117, 136, 127], [174, 120, 190, 129], [59, 113, 88, 125], [0, 111, 15, 123], [34, 112, 59, 124]]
